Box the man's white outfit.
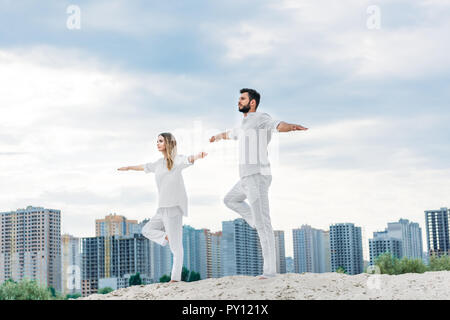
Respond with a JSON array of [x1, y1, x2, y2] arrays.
[[141, 154, 193, 281], [224, 111, 281, 278]]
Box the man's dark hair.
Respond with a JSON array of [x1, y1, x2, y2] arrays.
[[240, 88, 261, 109]]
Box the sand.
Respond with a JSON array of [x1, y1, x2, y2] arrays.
[[77, 271, 450, 300]]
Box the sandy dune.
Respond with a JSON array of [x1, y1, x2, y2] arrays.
[[78, 271, 450, 300]]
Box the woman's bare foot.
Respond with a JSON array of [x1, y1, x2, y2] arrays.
[[169, 280, 178, 283], [165, 235, 169, 243]]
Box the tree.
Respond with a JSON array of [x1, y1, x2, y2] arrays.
[[398, 257, 427, 274], [374, 252, 400, 275], [375, 252, 428, 275], [48, 286, 56, 297], [159, 275, 171, 283], [429, 254, 450, 271], [98, 287, 114, 294], [129, 272, 143, 286], [0, 278, 53, 300], [188, 271, 201, 282], [159, 268, 201, 283], [181, 267, 190, 282]]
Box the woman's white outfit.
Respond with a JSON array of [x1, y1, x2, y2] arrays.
[[141, 154, 193, 281]]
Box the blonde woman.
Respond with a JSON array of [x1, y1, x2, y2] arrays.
[[118, 132, 207, 283]]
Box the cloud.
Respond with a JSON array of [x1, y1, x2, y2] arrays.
[[211, 0, 450, 79]]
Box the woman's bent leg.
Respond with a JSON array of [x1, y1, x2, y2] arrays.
[[141, 210, 168, 246]]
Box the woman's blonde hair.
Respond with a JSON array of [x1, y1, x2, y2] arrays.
[[159, 132, 177, 170]]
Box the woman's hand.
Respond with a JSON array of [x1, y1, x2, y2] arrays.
[[197, 151, 208, 159]]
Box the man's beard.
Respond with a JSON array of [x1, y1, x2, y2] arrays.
[[238, 103, 251, 113]]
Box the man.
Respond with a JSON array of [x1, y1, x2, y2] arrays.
[[210, 88, 308, 279]]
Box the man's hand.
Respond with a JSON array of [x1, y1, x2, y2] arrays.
[[210, 132, 228, 142], [277, 122, 308, 132], [290, 124, 308, 131], [117, 166, 129, 171]]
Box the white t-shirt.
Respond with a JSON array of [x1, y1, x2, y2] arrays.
[[228, 112, 281, 178], [143, 154, 193, 217]]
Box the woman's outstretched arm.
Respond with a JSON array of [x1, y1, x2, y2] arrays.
[[117, 165, 145, 171]]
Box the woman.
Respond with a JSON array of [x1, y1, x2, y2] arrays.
[[118, 132, 207, 283]]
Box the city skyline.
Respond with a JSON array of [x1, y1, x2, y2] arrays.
[[2, 205, 447, 297], [3, 203, 439, 261]]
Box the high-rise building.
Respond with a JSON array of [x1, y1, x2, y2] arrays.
[[61, 234, 81, 296], [198, 229, 223, 280], [285, 257, 294, 273], [386, 219, 423, 259], [274, 230, 286, 274], [221, 219, 263, 276], [183, 225, 202, 275], [425, 208, 450, 257], [322, 231, 331, 273], [81, 234, 151, 297], [329, 223, 364, 275], [0, 206, 62, 292], [149, 240, 172, 282], [369, 231, 402, 265], [98, 273, 153, 291], [210, 231, 222, 278], [369, 219, 423, 263], [293, 225, 331, 273], [95, 213, 138, 237]]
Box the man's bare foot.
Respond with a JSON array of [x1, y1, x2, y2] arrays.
[[257, 276, 268, 280], [169, 280, 178, 283]]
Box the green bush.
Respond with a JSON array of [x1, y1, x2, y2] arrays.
[[0, 278, 54, 300], [428, 254, 450, 271], [188, 271, 201, 282], [398, 257, 427, 274], [65, 293, 82, 299], [159, 274, 171, 283], [159, 267, 201, 283], [129, 272, 143, 286], [373, 252, 447, 275], [97, 287, 114, 294], [181, 267, 190, 281], [374, 252, 401, 275]]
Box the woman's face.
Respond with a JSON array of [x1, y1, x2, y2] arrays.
[[157, 135, 166, 152]]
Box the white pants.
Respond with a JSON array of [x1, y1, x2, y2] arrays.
[[141, 206, 184, 281], [224, 173, 276, 277]]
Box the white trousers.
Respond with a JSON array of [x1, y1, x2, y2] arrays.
[[141, 206, 184, 281], [224, 173, 276, 277]]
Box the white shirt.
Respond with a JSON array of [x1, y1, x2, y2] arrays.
[[228, 111, 281, 178], [143, 154, 193, 217]]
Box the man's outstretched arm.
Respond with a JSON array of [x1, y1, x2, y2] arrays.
[[276, 121, 308, 132], [209, 130, 235, 142]]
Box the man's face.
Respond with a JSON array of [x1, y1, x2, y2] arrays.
[[238, 92, 251, 113]]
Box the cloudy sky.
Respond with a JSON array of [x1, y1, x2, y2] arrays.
[[1, 0, 449, 259]]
